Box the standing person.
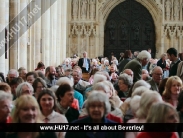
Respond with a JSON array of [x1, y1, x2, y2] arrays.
[[123, 50, 151, 83], [167, 48, 181, 77], [78, 51, 91, 73], [45, 66, 57, 88]]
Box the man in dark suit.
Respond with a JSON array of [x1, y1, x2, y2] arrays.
[[78, 51, 90, 73], [147, 66, 163, 92], [123, 50, 151, 83], [167, 48, 181, 77]]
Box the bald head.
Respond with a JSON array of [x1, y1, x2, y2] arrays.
[[122, 69, 134, 81]]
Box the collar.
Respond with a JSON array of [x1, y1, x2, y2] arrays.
[[57, 103, 70, 115], [172, 58, 179, 64], [40, 110, 55, 120]]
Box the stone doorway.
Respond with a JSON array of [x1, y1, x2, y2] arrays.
[[104, 0, 156, 59]]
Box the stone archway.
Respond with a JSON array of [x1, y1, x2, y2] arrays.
[[98, 0, 163, 58]]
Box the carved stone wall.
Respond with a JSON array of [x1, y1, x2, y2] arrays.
[[67, 0, 183, 58]]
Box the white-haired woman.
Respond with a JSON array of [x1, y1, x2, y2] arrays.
[[66, 91, 125, 138], [126, 91, 163, 138]]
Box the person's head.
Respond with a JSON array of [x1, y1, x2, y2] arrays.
[[142, 69, 148, 75], [32, 77, 47, 98], [147, 48, 151, 53], [93, 81, 112, 98], [95, 71, 110, 81], [167, 48, 178, 61], [18, 67, 27, 81], [120, 52, 124, 57], [131, 86, 150, 97], [56, 77, 74, 87], [16, 82, 34, 98], [26, 72, 38, 85], [130, 95, 141, 117], [56, 84, 74, 108], [46, 66, 56, 80], [90, 68, 99, 76], [134, 51, 139, 56], [163, 76, 182, 99], [36, 62, 45, 72], [64, 68, 72, 76], [132, 80, 151, 92], [85, 91, 111, 122], [118, 73, 133, 92], [9, 78, 24, 97], [177, 91, 183, 112], [0, 83, 11, 93], [151, 66, 163, 84], [137, 50, 151, 66], [36, 71, 46, 80], [72, 68, 82, 84], [110, 64, 117, 73], [136, 91, 162, 119], [104, 60, 109, 66], [65, 59, 70, 65], [123, 50, 132, 59], [161, 53, 167, 61], [12, 95, 42, 123], [122, 69, 134, 80], [147, 102, 179, 123], [0, 91, 12, 122], [83, 51, 87, 58], [8, 69, 18, 83], [93, 73, 107, 85], [37, 89, 56, 112]]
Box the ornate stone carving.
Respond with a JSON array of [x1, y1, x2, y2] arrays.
[[81, 0, 88, 19], [173, 0, 180, 20], [72, 0, 79, 20], [90, 0, 96, 19], [165, 0, 172, 20]]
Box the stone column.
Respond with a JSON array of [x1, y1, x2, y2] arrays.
[[56, 0, 61, 65], [0, 0, 6, 74], [41, 0, 50, 67], [60, 0, 67, 61], [9, 0, 18, 69], [34, 0, 41, 67], [50, 1, 57, 66], [18, 0, 27, 68]]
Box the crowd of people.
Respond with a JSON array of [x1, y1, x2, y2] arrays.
[[0, 48, 183, 138]]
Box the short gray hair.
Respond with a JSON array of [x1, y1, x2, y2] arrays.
[[50, 85, 59, 93], [8, 69, 18, 76], [85, 91, 111, 116], [132, 86, 149, 97], [137, 50, 151, 60], [93, 74, 107, 85], [0, 90, 12, 102], [151, 66, 163, 74], [16, 82, 34, 98], [136, 91, 162, 118], [93, 81, 110, 94], [130, 95, 141, 115], [56, 77, 74, 86], [132, 80, 151, 92], [118, 73, 133, 87]]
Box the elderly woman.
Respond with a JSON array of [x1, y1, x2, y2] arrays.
[[162, 76, 182, 108], [117, 73, 133, 99], [137, 102, 179, 138], [15, 82, 34, 99], [126, 91, 163, 138], [0, 91, 12, 123], [56, 84, 79, 123], [32, 77, 47, 99], [38, 89, 68, 138], [7, 95, 57, 138], [66, 91, 125, 138]]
